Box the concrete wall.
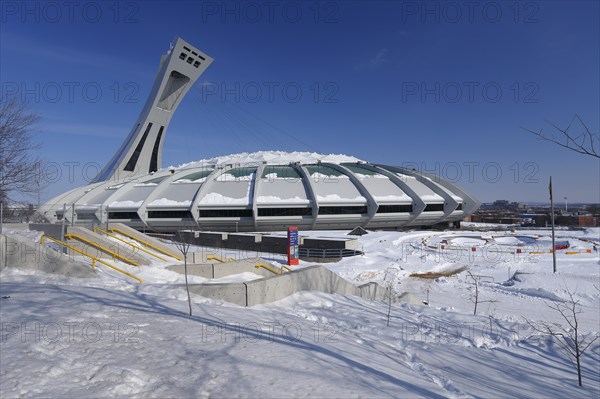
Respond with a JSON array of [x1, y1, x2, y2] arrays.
[[357, 282, 385, 301], [67, 226, 148, 265], [213, 258, 275, 279], [188, 283, 247, 306], [0, 233, 96, 278], [183, 264, 387, 306], [2, 223, 30, 230], [244, 265, 383, 306], [166, 258, 278, 279], [167, 263, 213, 278], [29, 223, 64, 240]]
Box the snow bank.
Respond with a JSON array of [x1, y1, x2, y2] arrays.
[[199, 192, 249, 205], [316, 194, 367, 203], [108, 200, 143, 208], [256, 195, 310, 204], [147, 198, 192, 207]]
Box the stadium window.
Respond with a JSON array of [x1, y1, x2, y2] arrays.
[[108, 212, 141, 220], [76, 213, 97, 220], [376, 205, 413, 213], [258, 208, 312, 217], [199, 209, 253, 218], [423, 204, 445, 212], [148, 211, 192, 219], [318, 206, 368, 215]]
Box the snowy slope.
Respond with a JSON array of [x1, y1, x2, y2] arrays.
[[1, 227, 599, 398]]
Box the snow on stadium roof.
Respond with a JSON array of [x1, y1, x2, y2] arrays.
[[173, 151, 364, 170]]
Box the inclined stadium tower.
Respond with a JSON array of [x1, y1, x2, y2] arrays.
[[39, 38, 480, 232]]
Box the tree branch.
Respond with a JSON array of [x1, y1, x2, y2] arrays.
[[522, 115, 600, 159]]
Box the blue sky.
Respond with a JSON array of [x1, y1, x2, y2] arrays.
[[1, 0, 599, 204]]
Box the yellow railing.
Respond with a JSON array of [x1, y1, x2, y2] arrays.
[[40, 235, 142, 284], [94, 227, 168, 262], [66, 233, 141, 266], [207, 256, 237, 263], [255, 263, 292, 275], [109, 228, 182, 261], [255, 263, 280, 274]]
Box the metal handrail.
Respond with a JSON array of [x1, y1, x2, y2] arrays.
[[255, 263, 281, 275], [94, 227, 168, 261], [109, 228, 182, 260], [66, 233, 141, 266], [299, 248, 363, 258], [254, 263, 292, 274], [40, 235, 142, 284], [207, 255, 226, 263]]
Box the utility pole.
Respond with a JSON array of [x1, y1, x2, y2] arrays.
[[60, 203, 67, 253], [0, 202, 3, 234], [549, 177, 557, 273]]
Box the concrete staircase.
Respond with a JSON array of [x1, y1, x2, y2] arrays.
[[66, 227, 148, 265]]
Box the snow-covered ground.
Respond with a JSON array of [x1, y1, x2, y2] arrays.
[[1, 227, 599, 398]]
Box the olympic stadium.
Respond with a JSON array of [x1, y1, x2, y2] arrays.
[[39, 38, 480, 232]]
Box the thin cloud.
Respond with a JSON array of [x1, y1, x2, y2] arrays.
[[34, 122, 128, 139], [1, 32, 151, 75], [355, 48, 389, 70], [368, 48, 388, 68]]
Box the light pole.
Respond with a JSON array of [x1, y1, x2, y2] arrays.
[[550, 177, 556, 273]]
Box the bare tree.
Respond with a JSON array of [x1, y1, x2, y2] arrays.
[[523, 114, 599, 159], [526, 289, 599, 387], [467, 272, 498, 316], [385, 283, 394, 327], [171, 229, 194, 316], [383, 267, 400, 326], [0, 96, 44, 204]]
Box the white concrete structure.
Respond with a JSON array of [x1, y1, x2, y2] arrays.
[[94, 37, 213, 182], [39, 38, 480, 232]]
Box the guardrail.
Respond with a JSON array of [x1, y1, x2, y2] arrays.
[[94, 227, 168, 262], [65, 233, 141, 266], [109, 228, 182, 261], [299, 248, 363, 259], [207, 255, 236, 263], [255, 263, 291, 275], [40, 235, 142, 284]]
